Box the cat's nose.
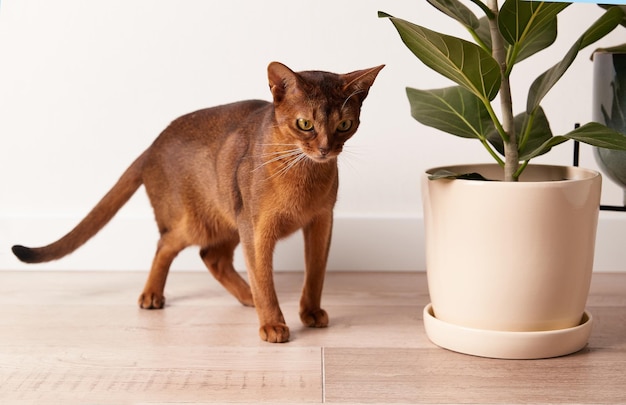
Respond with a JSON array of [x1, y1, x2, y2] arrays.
[[318, 147, 329, 156]]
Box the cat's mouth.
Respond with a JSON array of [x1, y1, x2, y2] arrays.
[[301, 145, 340, 163], [307, 152, 338, 163]]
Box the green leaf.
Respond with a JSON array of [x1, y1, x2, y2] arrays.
[[475, 16, 493, 52], [427, 0, 480, 30], [518, 108, 553, 160], [381, 14, 501, 101], [579, 7, 625, 50], [520, 122, 626, 162], [527, 6, 625, 114], [467, 0, 495, 19], [520, 136, 570, 161], [428, 169, 492, 181], [406, 86, 492, 139], [598, 5, 626, 28], [426, 0, 492, 51], [498, 0, 568, 66], [564, 122, 626, 150]]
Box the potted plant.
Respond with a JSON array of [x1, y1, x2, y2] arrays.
[[592, 40, 626, 206], [380, 1, 626, 359]]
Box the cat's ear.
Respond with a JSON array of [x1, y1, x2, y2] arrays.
[[341, 65, 385, 101], [268, 62, 300, 103]]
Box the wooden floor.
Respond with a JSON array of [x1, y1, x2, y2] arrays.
[[1, 270, 625, 404]]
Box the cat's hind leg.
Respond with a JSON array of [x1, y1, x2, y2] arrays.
[[138, 231, 187, 309], [200, 238, 254, 307]]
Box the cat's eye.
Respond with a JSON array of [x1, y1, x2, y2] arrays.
[[337, 120, 353, 133], [296, 118, 314, 131]]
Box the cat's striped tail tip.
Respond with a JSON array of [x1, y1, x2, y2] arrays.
[[12, 245, 40, 263]]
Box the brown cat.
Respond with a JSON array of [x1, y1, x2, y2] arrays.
[[12, 62, 384, 343]]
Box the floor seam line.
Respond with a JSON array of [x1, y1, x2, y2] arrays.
[[321, 346, 326, 403]]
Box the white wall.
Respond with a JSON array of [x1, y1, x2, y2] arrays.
[[1, 0, 625, 272]]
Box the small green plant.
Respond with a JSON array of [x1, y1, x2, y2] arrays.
[[598, 53, 626, 133], [380, 1, 626, 181]]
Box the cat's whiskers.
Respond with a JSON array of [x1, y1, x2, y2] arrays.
[[259, 149, 312, 181], [251, 142, 306, 174], [337, 145, 367, 173], [267, 151, 308, 180], [338, 151, 358, 173], [256, 148, 301, 159], [253, 143, 299, 157], [341, 143, 368, 158], [252, 139, 317, 180], [254, 143, 300, 158], [252, 148, 302, 172]]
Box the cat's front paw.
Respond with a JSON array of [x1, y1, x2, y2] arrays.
[[300, 308, 329, 328], [138, 292, 166, 309], [259, 323, 290, 343]]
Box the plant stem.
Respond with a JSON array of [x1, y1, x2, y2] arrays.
[[487, 0, 518, 181], [479, 137, 505, 167], [514, 160, 529, 180]]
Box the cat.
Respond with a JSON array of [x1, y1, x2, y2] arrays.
[[12, 61, 384, 343]]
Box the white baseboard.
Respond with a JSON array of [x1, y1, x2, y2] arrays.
[[1, 213, 625, 272]]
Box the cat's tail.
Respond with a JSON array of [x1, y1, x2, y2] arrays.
[[12, 151, 147, 264]]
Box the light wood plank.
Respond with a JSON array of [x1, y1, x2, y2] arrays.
[[1, 346, 322, 404], [0, 270, 625, 404], [0, 271, 325, 403], [323, 347, 626, 404], [587, 272, 626, 306]]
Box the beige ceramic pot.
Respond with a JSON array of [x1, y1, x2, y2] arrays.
[[421, 164, 601, 359]]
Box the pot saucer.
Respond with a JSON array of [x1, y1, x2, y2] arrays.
[[423, 303, 593, 360]]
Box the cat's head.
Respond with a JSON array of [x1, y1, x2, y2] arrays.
[[268, 62, 384, 163]]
